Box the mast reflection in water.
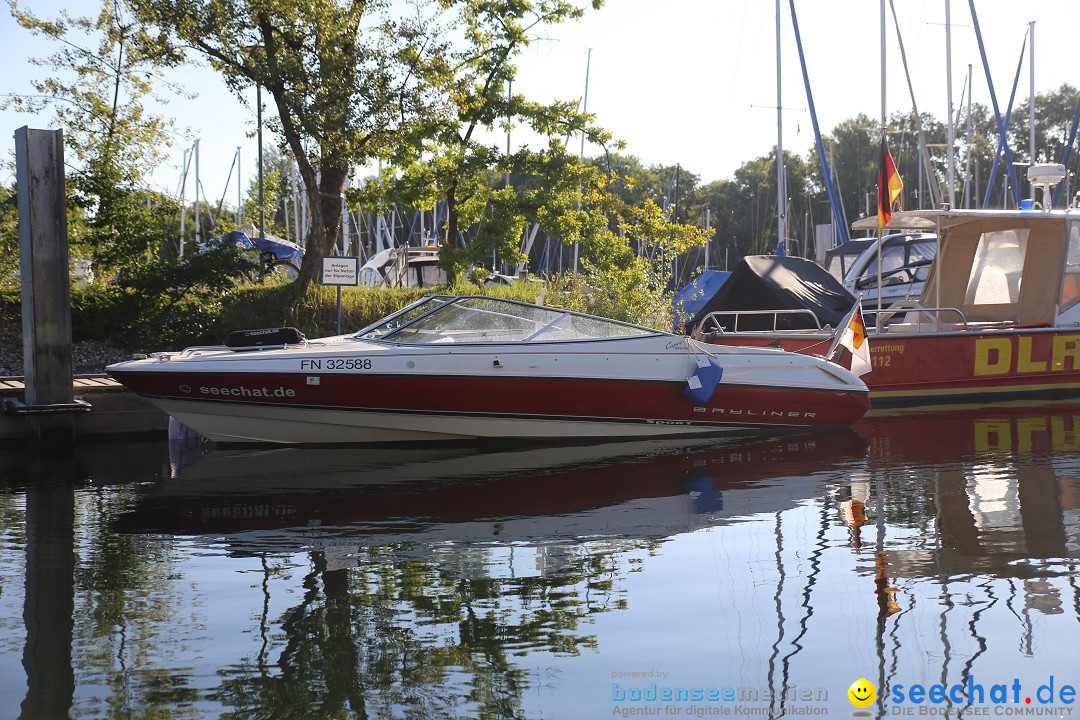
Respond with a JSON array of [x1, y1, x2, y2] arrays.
[[0, 404, 1078, 718]]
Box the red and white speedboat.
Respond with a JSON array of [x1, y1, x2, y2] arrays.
[[107, 296, 868, 444], [696, 205, 1080, 407]]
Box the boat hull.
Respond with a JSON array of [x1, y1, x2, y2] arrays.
[[110, 370, 869, 444], [704, 326, 1080, 407]]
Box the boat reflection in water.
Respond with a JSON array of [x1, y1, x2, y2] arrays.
[[121, 429, 870, 564], [853, 405, 1080, 615], [2, 404, 1079, 719]]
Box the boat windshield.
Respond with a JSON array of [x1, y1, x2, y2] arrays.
[[351, 295, 454, 340], [363, 297, 658, 344]]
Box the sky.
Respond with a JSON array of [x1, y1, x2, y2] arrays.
[[3, 0, 1080, 207]]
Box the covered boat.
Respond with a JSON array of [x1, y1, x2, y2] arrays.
[[107, 296, 869, 444], [696, 206, 1080, 407], [681, 254, 856, 332]]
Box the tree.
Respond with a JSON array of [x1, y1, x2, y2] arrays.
[[1009, 84, 1080, 165], [241, 145, 295, 240], [807, 114, 878, 231], [536, 149, 708, 326], [359, 0, 607, 284], [130, 0, 430, 293], [5, 0, 178, 174], [689, 178, 741, 269], [589, 155, 701, 221], [0, 183, 18, 285], [1007, 84, 1080, 205], [4, 0, 183, 273]]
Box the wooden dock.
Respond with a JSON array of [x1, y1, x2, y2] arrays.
[[0, 374, 169, 444], [1, 375, 122, 394]]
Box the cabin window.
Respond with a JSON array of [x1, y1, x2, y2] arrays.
[[858, 244, 905, 281], [964, 229, 1028, 306], [825, 256, 843, 281], [1060, 223, 1080, 312], [907, 240, 936, 266]]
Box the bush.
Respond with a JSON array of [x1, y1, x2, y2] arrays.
[[70, 241, 257, 351], [236, 281, 544, 340], [8, 266, 559, 353], [0, 285, 18, 325], [66, 275, 545, 352], [544, 263, 674, 330]]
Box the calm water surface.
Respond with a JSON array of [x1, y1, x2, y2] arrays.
[[1, 404, 1079, 719]]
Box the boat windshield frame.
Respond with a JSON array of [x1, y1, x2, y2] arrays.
[[351, 296, 666, 345], [349, 295, 455, 341]]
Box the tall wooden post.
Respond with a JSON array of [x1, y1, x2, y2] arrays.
[[14, 127, 78, 445]]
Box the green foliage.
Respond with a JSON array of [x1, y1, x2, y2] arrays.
[[69, 276, 541, 352], [0, 185, 17, 287], [201, 281, 540, 345], [802, 85, 1079, 226], [5, 0, 183, 272], [360, 139, 706, 327], [1022, 84, 1080, 165], [77, 164, 182, 273], [545, 259, 672, 330], [18, 256, 541, 353], [589, 155, 702, 220], [0, 284, 18, 325], [241, 145, 296, 238], [359, 0, 609, 282], [71, 241, 258, 350], [4, 0, 181, 171], [129, 0, 432, 292], [9, 0, 1079, 331], [465, 265, 493, 286], [537, 157, 708, 327]]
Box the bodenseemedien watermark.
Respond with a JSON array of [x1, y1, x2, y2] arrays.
[[611, 673, 829, 717]]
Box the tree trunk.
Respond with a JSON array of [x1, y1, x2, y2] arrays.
[[296, 165, 347, 295], [444, 185, 459, 285]]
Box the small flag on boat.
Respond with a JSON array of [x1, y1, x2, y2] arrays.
[[827, 300, 872, 377], [878, 134, 903, 232]]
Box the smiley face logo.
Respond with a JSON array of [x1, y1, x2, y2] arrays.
[[847, 678, 876, 708]]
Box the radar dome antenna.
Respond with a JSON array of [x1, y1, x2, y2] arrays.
[[1027, 163, 1066, 209]]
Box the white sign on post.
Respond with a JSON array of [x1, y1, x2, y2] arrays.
[[321, 256, 360, 286]]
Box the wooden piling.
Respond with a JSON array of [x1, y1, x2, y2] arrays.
[[13, 127, 82, 446]]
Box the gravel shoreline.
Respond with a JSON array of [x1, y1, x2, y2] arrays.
[[0, 325, 133, 376]]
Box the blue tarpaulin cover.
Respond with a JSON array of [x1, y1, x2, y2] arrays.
[[672, 271, 731, 331]]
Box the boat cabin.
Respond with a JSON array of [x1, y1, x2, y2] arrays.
[[877, 209, 1080, 331]]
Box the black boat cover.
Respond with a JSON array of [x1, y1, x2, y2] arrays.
[[683, 255, 856, 332], [224, 327, 307, 349]]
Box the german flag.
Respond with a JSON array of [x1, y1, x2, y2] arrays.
[[877, 134, 903, 232]]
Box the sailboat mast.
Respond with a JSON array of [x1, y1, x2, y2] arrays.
[[573, 48, 591, 275], [946, 0, 956, 208], [1029, 20, 1035, 169], [776, 0, 786, 253], [194, 138, 201, 253], [878, 0, 886, 321], [880, 0, 886, 130]]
